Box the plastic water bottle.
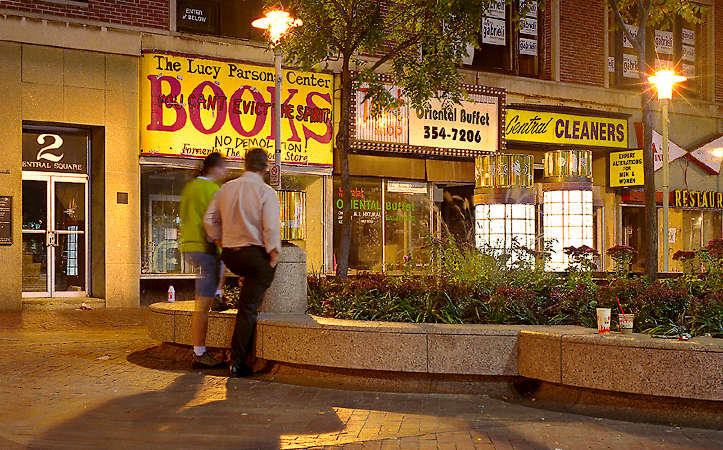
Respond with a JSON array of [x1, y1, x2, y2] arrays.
[[167, 285, 175, 303]]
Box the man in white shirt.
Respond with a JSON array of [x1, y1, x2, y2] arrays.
[[204, 147, 281, 377]]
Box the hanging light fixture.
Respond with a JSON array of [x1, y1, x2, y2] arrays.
[[542, 150, 594, 271], [474, 154, 535, 253]]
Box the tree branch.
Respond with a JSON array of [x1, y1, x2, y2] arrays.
[[365, 35, 421, 73], [608, 0, 642, 53]]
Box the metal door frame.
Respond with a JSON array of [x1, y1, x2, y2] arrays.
[[22, 172, 89, 298]]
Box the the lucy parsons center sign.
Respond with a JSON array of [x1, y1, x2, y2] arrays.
[[140, 52, 334, 166]]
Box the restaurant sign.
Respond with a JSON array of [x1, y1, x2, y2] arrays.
[[609, 149, 644, 187], [353, 84, 505, 158], [409, 97, 498, 151], [140, 52, 334, 166], [673, 190, 723, 209], [506, 108, 628, 149]]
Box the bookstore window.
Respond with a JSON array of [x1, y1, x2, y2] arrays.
[[466, 1, 540, 78], [608, 10, 707, 97], [176, 0, 265, 41]]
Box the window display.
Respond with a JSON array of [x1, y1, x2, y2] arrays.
[[141, 165, 325, 275], [384, 181, 430, 269], [332, 177, 432, 272]]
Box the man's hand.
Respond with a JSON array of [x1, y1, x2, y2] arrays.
[[269, 249, 280, 268]]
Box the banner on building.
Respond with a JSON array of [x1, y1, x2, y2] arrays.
[[506, 108, 629, 149], [633, 123, 686, 171], [688, 135, 723, 175], [609, 149, 644, 187], [140, 52, 334, 166]]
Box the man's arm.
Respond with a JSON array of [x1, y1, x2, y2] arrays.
[[203, 191, 222, 246], [262, 189, 282, 267]]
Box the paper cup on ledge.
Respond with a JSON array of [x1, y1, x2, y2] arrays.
[[596, 308, 611, 334], [618, 313, 635, 334]]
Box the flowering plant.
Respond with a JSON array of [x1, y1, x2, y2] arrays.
[[607, 245, 637, 280], [564, 245, 599, 286]]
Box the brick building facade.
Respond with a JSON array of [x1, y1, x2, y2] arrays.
[[0, 0, 721, 310]]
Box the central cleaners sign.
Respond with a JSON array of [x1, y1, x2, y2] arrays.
[[506, 108, 628, 149], [140, 52, 333, 166]]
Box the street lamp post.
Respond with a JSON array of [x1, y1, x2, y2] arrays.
[[252, 9, 302, 189], [648, 70, 686, 273]]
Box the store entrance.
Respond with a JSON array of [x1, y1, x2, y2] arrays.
[[622, 206, 647, 273], [22, 174, 89, 297]]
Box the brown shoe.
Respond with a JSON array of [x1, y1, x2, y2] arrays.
[[192, 352, 225, 369]]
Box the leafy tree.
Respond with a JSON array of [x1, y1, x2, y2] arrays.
[[607, 0, 705, 281], [279, 0, 535, 278]]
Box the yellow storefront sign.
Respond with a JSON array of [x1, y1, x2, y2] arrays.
[[506, 108, 628, 149], [140, 52, 333, 166], [609, 149, 644, 187]]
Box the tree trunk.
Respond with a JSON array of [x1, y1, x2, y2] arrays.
[[638, 29, 658, 282], [335, 57, 353, 279]]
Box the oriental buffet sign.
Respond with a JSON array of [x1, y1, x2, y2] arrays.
[[140, 52, 333, 166], [352, 83, 505, 159], [673, 190, 723, 209]]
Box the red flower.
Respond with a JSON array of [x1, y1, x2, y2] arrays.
[[705, 238, 723, 258], [672, 250, 697, 261], [607, 245, 638, 257]]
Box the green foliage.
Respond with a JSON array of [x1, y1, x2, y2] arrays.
[[306, 235, 722, 337], [279, 0, 541, 115], [607, 0, 706, 32]]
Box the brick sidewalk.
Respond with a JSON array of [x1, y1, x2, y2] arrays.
[[0, 309, 721, 449]]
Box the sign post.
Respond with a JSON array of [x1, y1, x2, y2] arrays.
[[271, 46, 282, 188]]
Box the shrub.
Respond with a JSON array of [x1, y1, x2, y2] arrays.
[[303, 235, 720, 337]]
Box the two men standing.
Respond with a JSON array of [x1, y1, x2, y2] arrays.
[[179, 148, 280, 377]]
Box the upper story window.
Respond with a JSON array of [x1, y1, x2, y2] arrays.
[[176, 0, 264, 41], [608, 8, 708, 97], [465, 0, 541, 79]]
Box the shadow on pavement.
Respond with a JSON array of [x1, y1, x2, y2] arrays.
[[27, 372, 344, 449]]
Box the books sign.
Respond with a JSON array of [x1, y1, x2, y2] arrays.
[[140, 52, 334, 166]]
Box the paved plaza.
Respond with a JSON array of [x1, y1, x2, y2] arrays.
[[0, 309, 721, 450]]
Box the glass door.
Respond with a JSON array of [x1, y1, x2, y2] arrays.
[[22, 174, 88, 297], [22, 177, 50, 296]]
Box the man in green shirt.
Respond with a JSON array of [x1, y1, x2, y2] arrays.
[[180, 152, 227, 369]]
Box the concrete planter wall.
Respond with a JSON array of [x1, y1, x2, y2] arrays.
[[147, 302, 723, 402]]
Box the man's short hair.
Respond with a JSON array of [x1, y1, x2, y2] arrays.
[[245, 147, 269, 173]]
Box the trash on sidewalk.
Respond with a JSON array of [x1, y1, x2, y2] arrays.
[[80, 303, 93, 311]]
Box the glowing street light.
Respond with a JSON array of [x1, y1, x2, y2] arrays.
[[252, 9, 302, 188], [648, 69, 686, 273], [648, 70, 687, 100], [252, 9, 302, 45]]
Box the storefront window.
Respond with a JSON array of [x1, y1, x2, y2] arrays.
[[608, 9, 707, 97], [468, 1, 540, 78], [176, 0, 265, 41], [332, 177, 433, 272], [141, 165, 326, 275], [141, 166, 195, 275], [384, 181, 431, 269], [333, 177, 383, 271], [543, 190, 594, 271]]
